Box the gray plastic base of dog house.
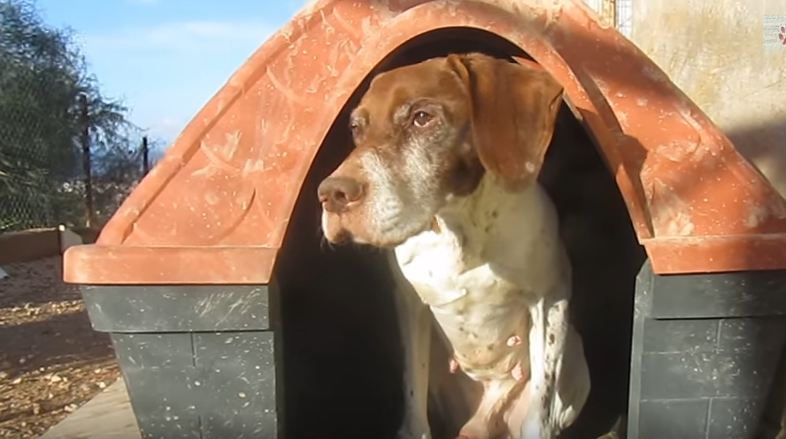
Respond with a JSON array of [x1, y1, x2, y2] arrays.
[[80, 283, 282, 439], [79, 261, 786, 439], [628, 261, 786, 439]]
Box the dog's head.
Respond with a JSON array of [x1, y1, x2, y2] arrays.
[[318, 53, 563, 247]]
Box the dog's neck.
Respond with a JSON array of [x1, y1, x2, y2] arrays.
[[431, 174, 535, 262], [394, 174, 544, 292], [394, 171, 560, 305]]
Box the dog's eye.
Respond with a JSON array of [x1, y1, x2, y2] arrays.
[[412, 111, 434, 128]]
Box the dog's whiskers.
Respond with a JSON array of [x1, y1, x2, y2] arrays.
[[315, 212, 336, 252]]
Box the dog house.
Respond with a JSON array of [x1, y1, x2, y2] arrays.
[[63, 0, 786, 438]]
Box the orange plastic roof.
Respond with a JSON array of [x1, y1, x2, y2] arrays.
[[64, 0, 786, 284]]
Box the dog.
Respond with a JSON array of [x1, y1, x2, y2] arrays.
[[318, 53, 590, 439]]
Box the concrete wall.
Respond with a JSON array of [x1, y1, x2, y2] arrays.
[[627, 4, 786, 433], [629, 0, 786, 195]]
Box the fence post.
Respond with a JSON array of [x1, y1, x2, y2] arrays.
[[79, 93, 96, 228], [601, 0, 616, 27], [142, 136, 150, 176]]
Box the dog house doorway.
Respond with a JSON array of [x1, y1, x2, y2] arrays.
[[273, 28, 646, 439]]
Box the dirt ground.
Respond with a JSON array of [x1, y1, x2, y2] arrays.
[[0, 256, 120, 438]]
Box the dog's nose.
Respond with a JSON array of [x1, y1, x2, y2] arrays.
[[318, 176, 364, 213]]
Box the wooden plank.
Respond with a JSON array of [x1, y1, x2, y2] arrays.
[[40, 379, 140, 439]]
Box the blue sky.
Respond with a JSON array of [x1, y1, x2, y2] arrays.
[[36, 0, 304, 149]]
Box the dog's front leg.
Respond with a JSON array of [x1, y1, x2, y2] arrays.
[[520, 277, 592, 439], [521, 290, 569, 439], [521, 297, 550, 439], [389, 254, 432, 439]]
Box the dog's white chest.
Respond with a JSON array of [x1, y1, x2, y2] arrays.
[[394, 182, 566, 377], [396, 235, 527, 377]]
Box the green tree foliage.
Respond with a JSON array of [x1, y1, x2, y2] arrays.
[[0, 0, 142, 231]]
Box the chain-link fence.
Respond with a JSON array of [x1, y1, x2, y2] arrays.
[[0, 73, 150, 233], [616, 0, 633, 37], [1, 0, 155, 235], [581, 0, 633, 37], [0, 72, 74, 232]]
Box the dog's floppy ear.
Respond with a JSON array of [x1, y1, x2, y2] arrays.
[[447, 53, 563, 190]]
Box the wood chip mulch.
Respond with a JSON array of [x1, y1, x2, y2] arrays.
[[0, 256, 120, 438]]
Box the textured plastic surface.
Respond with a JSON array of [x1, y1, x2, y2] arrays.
[[114, 331, 278, 439], [63, 0, 786, 285], [81, 285, 280, 439], [628, 262, 786, 439], [81, 285, 272, 332]]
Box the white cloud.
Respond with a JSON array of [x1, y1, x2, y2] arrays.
[[79, 19, 278, 144], [84, 20, 275, 52], [144, 117, 188, 144]]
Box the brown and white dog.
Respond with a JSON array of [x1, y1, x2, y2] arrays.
[[318, 53, 590, 439]]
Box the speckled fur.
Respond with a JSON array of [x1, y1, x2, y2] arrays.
[[318, 53, 590, 439], [395, 174, 589, 438]]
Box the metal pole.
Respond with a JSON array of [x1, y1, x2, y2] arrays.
[[602, 0, 617, 28], [142, 136, 150, 176], [79, 93, 96, 228]]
